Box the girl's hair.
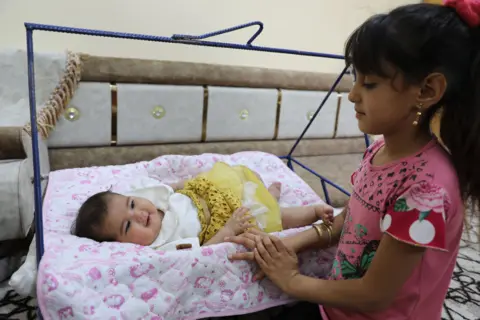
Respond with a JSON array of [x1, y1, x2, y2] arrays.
[[345, 4, 480, 211], [71, 191, 116, 242]]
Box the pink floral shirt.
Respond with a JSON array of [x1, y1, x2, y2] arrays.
[[320, 138, 464, 320]]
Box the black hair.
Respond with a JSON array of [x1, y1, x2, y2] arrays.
[[345, 4, 480, 213], [71, 191, 117, 242]]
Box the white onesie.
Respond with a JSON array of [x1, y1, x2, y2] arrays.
[[125, 184, 202, 251], [124, 178, 271, 251]]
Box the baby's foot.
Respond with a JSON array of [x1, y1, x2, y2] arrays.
[[268, 182, 282, 200]]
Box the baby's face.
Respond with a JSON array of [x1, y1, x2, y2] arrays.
[[102, 194, 163, 246]]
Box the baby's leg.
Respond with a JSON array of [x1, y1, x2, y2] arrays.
[[267, 182, 281, 201], [251, 170, 281, 201], [280, 205, 333, 229]]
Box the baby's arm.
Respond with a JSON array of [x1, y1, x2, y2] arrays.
[[203, 228, 237, 246], [203, 207, 255, 246], [281, 204, 334, 230]]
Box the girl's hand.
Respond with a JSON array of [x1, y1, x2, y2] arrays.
[[254, 234, 300, 292], [225, 207, 256, 236], [226, 228, 269, 281]]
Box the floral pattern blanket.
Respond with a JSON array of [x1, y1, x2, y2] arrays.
[[37, 152, 335, 320]]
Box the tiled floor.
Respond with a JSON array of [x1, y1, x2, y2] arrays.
[[0, 284, 36, 320]]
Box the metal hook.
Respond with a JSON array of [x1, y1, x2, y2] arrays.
[[171, 21, 264, 46], [30, 174, 49, 183]]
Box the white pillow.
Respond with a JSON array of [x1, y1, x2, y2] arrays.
[[9, 237, 37, 297]]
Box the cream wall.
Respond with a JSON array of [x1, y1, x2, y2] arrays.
[[0, 0, 418, 73]]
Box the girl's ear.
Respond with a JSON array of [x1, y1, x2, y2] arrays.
[[416, 73, 447, 110]]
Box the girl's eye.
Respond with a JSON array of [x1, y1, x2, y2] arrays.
[[363, 83, 377, 89], [125, 221, 131, 233], [130, 200, 135, 209]]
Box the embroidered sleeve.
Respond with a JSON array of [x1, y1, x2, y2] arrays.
[[380, 182, 449, 251]]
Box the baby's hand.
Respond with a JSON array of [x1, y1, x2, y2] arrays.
[[168, 180, 185, 191], [225, 207, 256, 236], [314, 204, 334, 226]]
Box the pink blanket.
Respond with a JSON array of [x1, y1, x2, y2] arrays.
[[38, 152, 335, 319]]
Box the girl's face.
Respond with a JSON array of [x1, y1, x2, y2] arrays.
[[101, 194, 163, 246], [348, 71, 420, 136]]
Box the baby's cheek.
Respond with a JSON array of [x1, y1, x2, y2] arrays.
[[131, 227, 156, 246]]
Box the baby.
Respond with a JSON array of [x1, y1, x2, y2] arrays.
[[72, 162, 334, 250]]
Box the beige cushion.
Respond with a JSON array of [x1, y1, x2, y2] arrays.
[[277, 90, 338, 139], [116, 84, 204, 145], [206, 87, 277, 141], [47, 82, 111, 147]]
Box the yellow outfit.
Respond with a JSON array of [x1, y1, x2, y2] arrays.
[[176, 162, 283, 243]]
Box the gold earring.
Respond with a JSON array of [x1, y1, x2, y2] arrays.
[[413, 103, 423, 126]]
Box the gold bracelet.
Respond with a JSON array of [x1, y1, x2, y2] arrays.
[[312, 224, 324, 241], [323, 224, 333, 247], [313, 223, 334, 247]]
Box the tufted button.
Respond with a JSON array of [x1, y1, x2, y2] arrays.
[[64, 107, 80, 121], [239, 109, 249, 120], [152, 106, 166, 119], [306, 110, 315, 121]]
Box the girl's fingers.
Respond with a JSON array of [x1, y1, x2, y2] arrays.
[[255, 236, 273, 263], [254, 248, 268, 269], [247, 228, 267, 236], [261, 236, 279, 257], [270, 235, 288, 253], [225, 233, 256, 248]]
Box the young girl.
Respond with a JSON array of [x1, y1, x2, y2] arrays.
[[72, 162, 334, 249], [228, 1, 480, 319]]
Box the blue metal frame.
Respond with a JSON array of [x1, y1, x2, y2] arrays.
[[24, 21, 369, 318]]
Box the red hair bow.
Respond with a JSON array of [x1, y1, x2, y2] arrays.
[[444, 0, 480, 27]]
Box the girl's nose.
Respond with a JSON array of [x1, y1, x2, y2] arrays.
[[348, 87, 360, 104], [134, 210, 147, 223]]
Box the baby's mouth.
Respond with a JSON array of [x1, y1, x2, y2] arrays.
[[146, 214, 150, 227], [157, 209, 164, 221]]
